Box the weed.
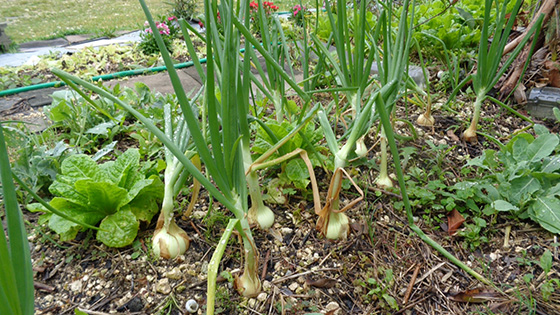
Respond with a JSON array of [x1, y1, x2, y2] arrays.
[[356, 268, 398, 310], [457, 217, 489, 250]]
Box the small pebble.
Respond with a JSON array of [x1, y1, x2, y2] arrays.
[[288, 282, 299, 292], [166, 267, 182, 280], [262, 280, 272, 291], [156, 279, 171, 295], [125, 296, 144, 312], [257, 292, 268, 302], [248, 298, 257, 308], [325, 301, 340, 313], [70, 280, 82, 292]]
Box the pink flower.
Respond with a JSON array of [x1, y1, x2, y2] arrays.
[[168, 16, 177, 21]]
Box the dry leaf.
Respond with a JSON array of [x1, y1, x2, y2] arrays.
[[544, 60, 560, 88], [449, 288, 502, 303], [447, 209, 465, 236], [513, 83, 527, 104], [350, 222, 366, 235], [446, 129, 460, 142]]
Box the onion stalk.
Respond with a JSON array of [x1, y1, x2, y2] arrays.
[[314, 0, 410, 239], [445, 0, 543, 142], [150, 100, 200, 259], [375, 128, 393, 188]]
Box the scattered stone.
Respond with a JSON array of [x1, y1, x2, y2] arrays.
[[176, 285, 186, 293], [69, 280, 82, 292], [280, 227, 293, 235], [262, 280, 272, 291], [156, 278, 172, 295], [125, 296, 144, 312], [193, 210, 207, 219], [248, 298, 257, 308], [257, 292, 268, 302], [288, 282, 299, 292], [325, 301, 340, 314], [166, 267, 182, 280]]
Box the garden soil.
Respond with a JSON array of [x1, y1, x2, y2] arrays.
[[1, 36, 560, 315]]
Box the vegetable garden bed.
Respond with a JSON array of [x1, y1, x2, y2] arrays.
[[1, 0, 560, 314]]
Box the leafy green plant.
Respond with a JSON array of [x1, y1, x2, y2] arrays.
[[463, 125, 560, 233], [0, 68, 42, 90], [0, 124, 35, 315], [138, 19, 174, 55], [538, 249, 559, 301], [28, 148, 163, 247], [11, 140, 70, 201], [410, 0, 483, 53], [167, 0, 199, 21], [253, 119, 329, 193], [359, 269, 398, 310], [44, 89, 125, 153], [457, 217, 489, 250]]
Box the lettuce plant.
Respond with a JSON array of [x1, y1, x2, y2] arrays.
[[29, 148, 163, 247]]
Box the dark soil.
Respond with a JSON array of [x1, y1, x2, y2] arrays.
[[23, 94, 560, 315], [3, 27, 559, 315]]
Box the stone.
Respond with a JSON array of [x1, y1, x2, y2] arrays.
[[69, 280, 82, 292], [165, 267, 182, 280], [156, 278, 172, 295], [288, 282, 299, 292], [257, 292, 268, 302], [325, 301, 340, 313], [125, 296, 144, 312]]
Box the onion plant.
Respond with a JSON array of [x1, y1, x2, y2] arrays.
[[450, 0, 543, 142], [410, 40, 434, 127], [364, 0, 496, 288], [249, 5, 296, 122], [314, 0, 410, 239], [152, 101, 200, 259], [310, 0, 376, 157], [53, 0, 321, 309], [0, 123, 34, 315]]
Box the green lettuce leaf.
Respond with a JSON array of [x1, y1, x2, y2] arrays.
[[96, 208, 140, 247]]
